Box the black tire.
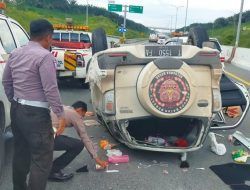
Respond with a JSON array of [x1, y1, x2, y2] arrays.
[[0, 104, 5, 183], [92, 28, 108, 55], [187, 27, 209, 48]]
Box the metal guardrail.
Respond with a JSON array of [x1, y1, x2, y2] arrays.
[[107, 36, 147, 47], [125, 38, 147, 44]]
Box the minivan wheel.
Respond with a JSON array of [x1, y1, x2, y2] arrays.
[[188, 27, 209, 48], [92, 28, 108, 55], [0, 103, 5, 183], [137, 58, 196, 118]]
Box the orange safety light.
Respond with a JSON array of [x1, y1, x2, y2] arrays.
[[53, 24, 89, 31], [0, 2, 6, 10]]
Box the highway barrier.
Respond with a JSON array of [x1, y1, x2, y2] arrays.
[[222, 45, 250, 71]]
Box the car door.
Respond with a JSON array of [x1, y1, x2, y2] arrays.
[[210, 73, 249, 130], [200, 40, 249, 130], [0, 17, 19, 128], [0, 16, 17, 182]]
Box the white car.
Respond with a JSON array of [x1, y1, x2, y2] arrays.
[[148, 33, 158, 43], [157, 35, 166, 44], [0, 4, 29, 181], [165, 36, 188, 45]]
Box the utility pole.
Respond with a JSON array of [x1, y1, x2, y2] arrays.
[[170, 5, 183, 31], [226, 0, 244, 63], [235, 0, 244, 47], [86, 0, 89, 26], [184, 0, 189, 33], [170, 16, 173, 33], [123, 5, 127, 38]]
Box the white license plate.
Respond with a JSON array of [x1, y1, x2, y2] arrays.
[[145, 45, 182, 57]]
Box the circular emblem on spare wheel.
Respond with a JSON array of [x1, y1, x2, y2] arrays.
[[149, 71, 190, 114]]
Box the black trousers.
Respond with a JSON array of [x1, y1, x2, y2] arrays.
[[51, 135, 84, 173], [10, 101, 54, 190]]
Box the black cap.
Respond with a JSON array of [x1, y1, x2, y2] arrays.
[[30, 19, 54, 39]]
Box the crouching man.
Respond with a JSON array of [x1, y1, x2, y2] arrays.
[[49, 101, 108, 181]]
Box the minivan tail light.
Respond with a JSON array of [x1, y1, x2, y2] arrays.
[[108, 53, 128, 57], [220, 56, 225, 62], [103, 90, 115, 114], [212, 89, 222, 113]]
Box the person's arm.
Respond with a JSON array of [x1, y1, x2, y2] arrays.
[[72, 117, 108, 168], [39, 53, 64, 118], [72, 115, 98, 158], [70, 111, 108, 168], [2, 54, 14, 102]]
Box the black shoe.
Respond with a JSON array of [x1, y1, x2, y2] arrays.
[[48, 170, 74, 182]]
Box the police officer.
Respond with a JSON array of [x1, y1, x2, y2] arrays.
[[2, 19, 65, 190]]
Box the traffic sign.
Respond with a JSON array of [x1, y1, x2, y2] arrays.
[[118, 27, 127, 33], [108, 4, 122, 12], [129, 5, 143, 14]]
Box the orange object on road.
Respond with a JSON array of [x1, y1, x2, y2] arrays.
[[99, 140, 111, 150], [99, 140, 117, 150]]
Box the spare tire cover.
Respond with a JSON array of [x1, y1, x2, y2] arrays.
[[137, 59, 196, 118]]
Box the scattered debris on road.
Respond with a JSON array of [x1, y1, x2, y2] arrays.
[[99, 139, 116, 150], [182, 168, 188, 172], [108, 155, 129, 164], [152, 160, 158, 164], [76, 165, 89, 173], [196, 168, 205, 170], [232, 149, 249, 163], [106, 149, 122, 157], [83, 119, 100, 127], [163, 169, 169, 175], [106, 170, 119, 173], [209, 132, 227, 156]]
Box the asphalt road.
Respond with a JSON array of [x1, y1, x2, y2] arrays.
[[1, 78, 249, 190], [1, 65, 250, 190]]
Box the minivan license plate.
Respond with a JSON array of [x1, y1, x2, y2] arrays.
[[145, 45, 182, 57]]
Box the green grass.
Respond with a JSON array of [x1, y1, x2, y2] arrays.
[[208, 22, 250, 48], [5, 4, 147, 39]]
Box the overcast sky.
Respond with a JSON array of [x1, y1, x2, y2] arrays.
[[76, 0, 250, 29]]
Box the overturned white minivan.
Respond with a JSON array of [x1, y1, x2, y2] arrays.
[[87, 27, 249, 164]]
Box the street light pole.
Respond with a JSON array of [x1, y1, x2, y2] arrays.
[[86, 0, 89, 26], [226, 0, 244, 63], [167, 15, 174, 32], [170, 15, 173, 32], [170, 5, 183, 31], [235, 0, 244, 47], [184, 0, 189, 33], [123, 5, 127, 39]]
